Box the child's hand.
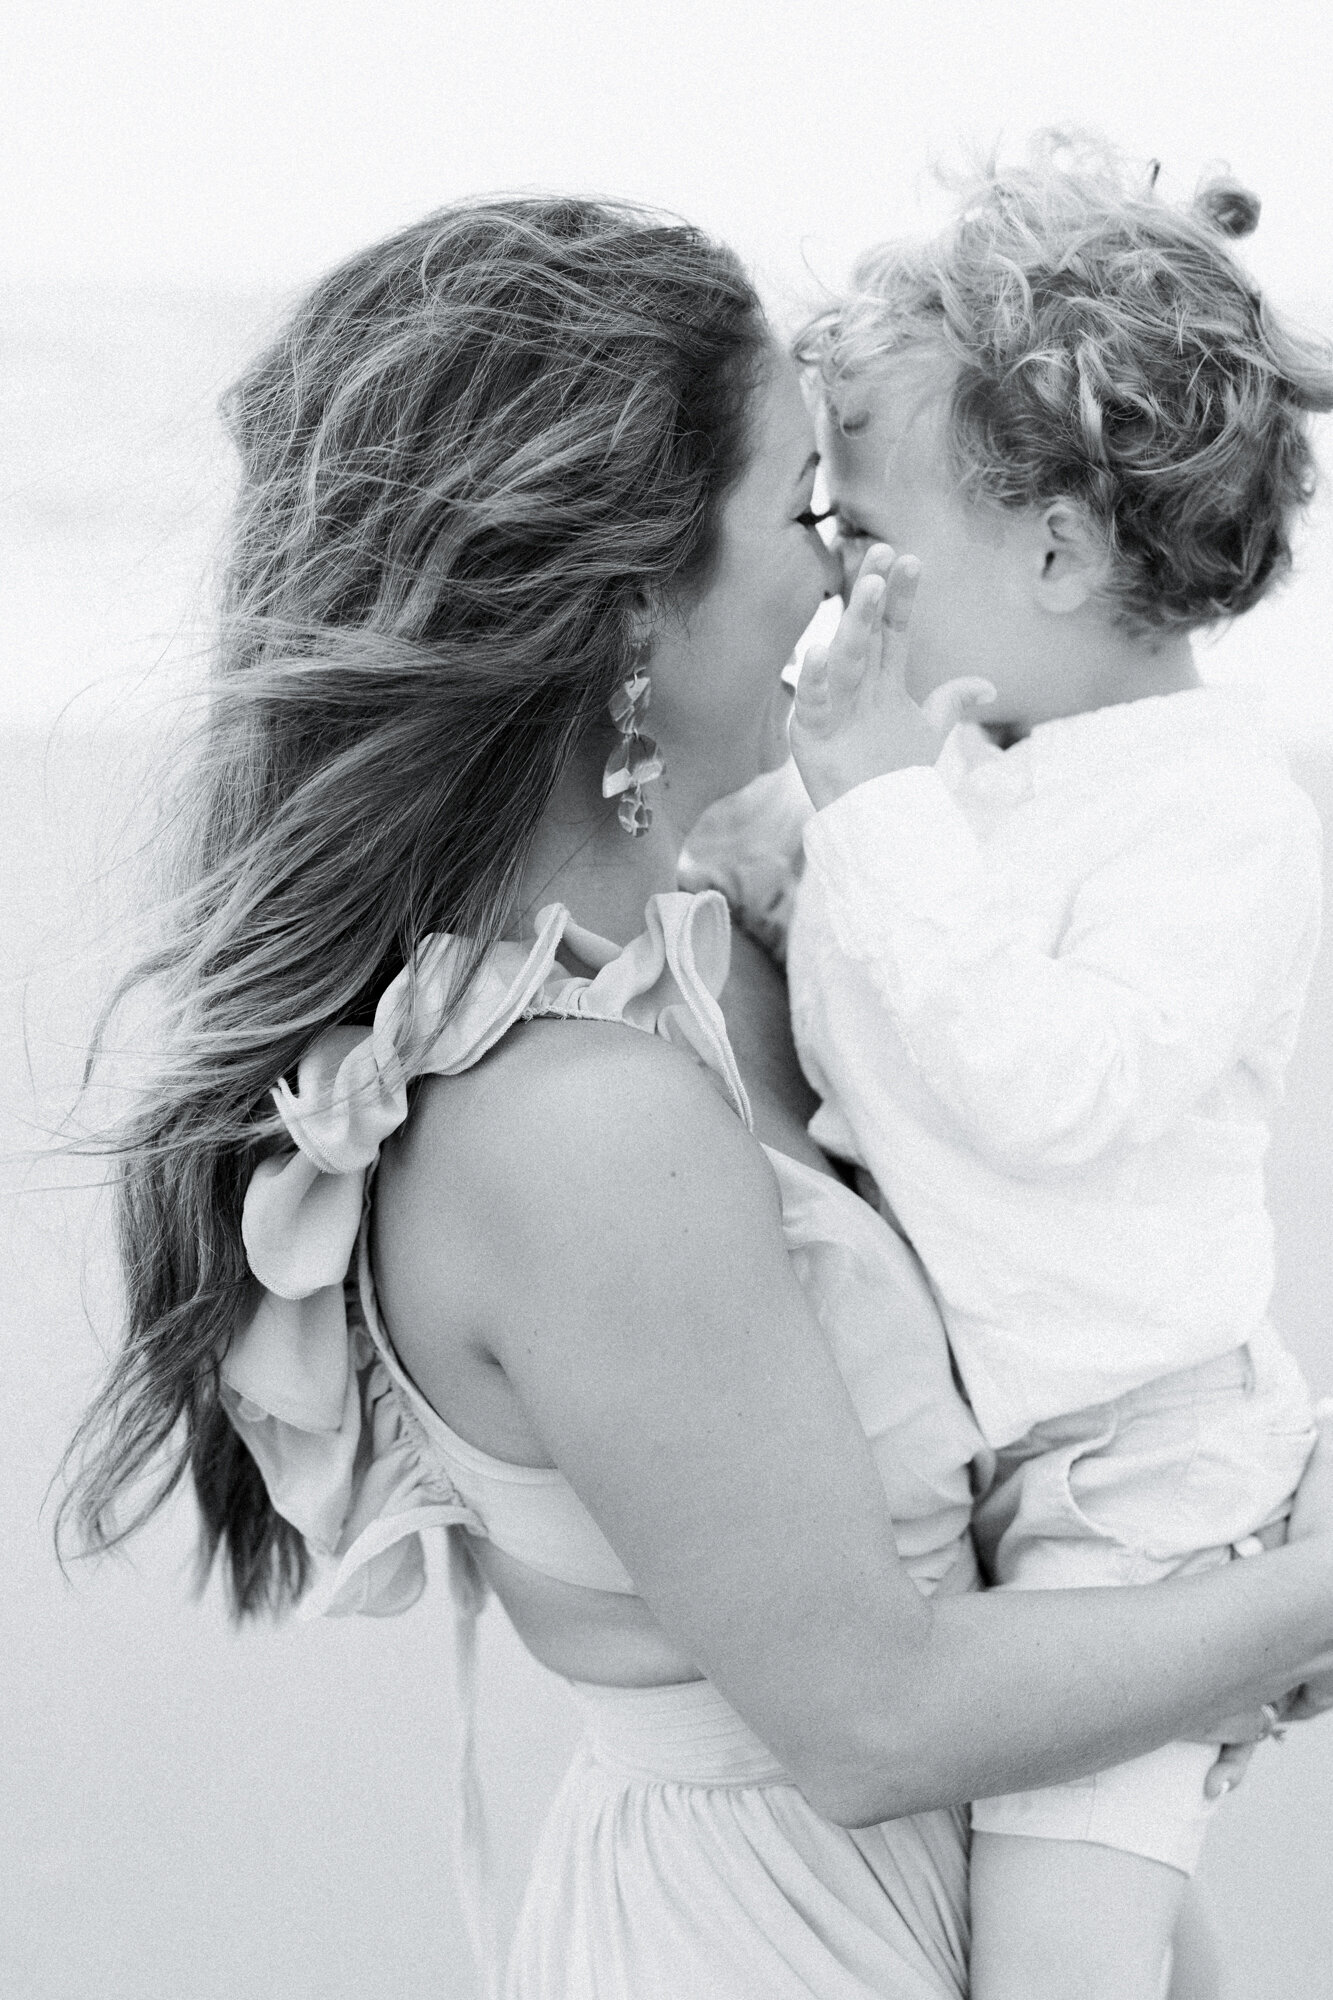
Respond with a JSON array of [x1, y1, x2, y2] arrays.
[[789, 543, 995, 813]]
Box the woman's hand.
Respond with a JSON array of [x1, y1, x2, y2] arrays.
[[790, 542, 994, 812], [1193, 1405, 1333, 1791], [1275, 1399, 1333, 1722], [1194, 1703, 1283, 1800]]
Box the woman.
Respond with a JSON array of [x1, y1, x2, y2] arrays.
[[65, 197, 1333, 1999]]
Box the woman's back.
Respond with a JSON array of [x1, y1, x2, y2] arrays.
[[309, 892, 983, 1688]]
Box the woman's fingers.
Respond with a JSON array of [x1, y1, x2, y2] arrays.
[[1282, 1653, 1333, 1720], [1204, 1738, 1258, 1799], [1200, 1673, 1325, 1797]]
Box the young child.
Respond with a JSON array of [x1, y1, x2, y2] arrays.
[[779, 142, 1333, 2000]]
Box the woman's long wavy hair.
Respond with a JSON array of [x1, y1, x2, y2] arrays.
[[60, 196, 769, 1615]]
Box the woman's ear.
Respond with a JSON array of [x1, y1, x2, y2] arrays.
[[1032, 500, 1109, 614], [627, 589, 659, 659]]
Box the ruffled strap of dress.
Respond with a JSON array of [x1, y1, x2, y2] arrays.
[[221, 901, 576, 1615], [532, 888, 751, 1126], [221, 888, 745, 1617]]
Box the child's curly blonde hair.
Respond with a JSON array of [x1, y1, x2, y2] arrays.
[[799, 133, 1333, 635]]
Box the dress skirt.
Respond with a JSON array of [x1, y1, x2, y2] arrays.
[[505, 1676, 971, 1998]]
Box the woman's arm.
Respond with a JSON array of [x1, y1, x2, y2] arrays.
[[383, 1021, 1333, 1827]]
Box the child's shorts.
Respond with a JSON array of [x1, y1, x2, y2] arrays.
[[969, 1326, 1316, 1875]]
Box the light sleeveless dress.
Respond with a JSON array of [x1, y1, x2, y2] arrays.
[[221, 890, 987, 1999]]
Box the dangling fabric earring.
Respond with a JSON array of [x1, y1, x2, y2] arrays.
[[602, 667, 664, 837]]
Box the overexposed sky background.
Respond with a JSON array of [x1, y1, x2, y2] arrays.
[[3, 0, 1333, 735], [6, 0, 1333, 307]]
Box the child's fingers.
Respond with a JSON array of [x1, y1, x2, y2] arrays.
[[822, 569, 886, 704], [919, 675, 997, 736], [793, 641, 831, 723], [798, 641, 829, 691], [881, 553, 920, 636], [876, 552, 920, 696], [850, 541, 897, 592]]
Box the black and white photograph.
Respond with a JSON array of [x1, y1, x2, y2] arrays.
[[4, 4, 1332, 1996]]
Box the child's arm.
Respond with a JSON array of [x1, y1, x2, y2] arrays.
[[789, 556, 1323, 1178]]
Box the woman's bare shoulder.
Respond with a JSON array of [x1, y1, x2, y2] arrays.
[[412, 1014, 764, 1180], [376, 1017, 781, 1331]]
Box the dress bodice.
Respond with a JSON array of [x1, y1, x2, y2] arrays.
[[221, 890, 983, 1618]]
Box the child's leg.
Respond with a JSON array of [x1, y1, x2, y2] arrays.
[[1166, 1882, 1224, 2000], [970, 1830, 1188, 2000]]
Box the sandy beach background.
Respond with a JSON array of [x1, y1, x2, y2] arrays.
[[5, 236, 1333, 2000]]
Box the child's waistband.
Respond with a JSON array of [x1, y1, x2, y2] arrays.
[[1010, 1323, 1306, 1450]]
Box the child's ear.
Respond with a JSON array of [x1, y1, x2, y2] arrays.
[[1032, 501, 1109, 614]]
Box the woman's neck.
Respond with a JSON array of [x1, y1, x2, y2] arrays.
[[515, 731, 687, 948]]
